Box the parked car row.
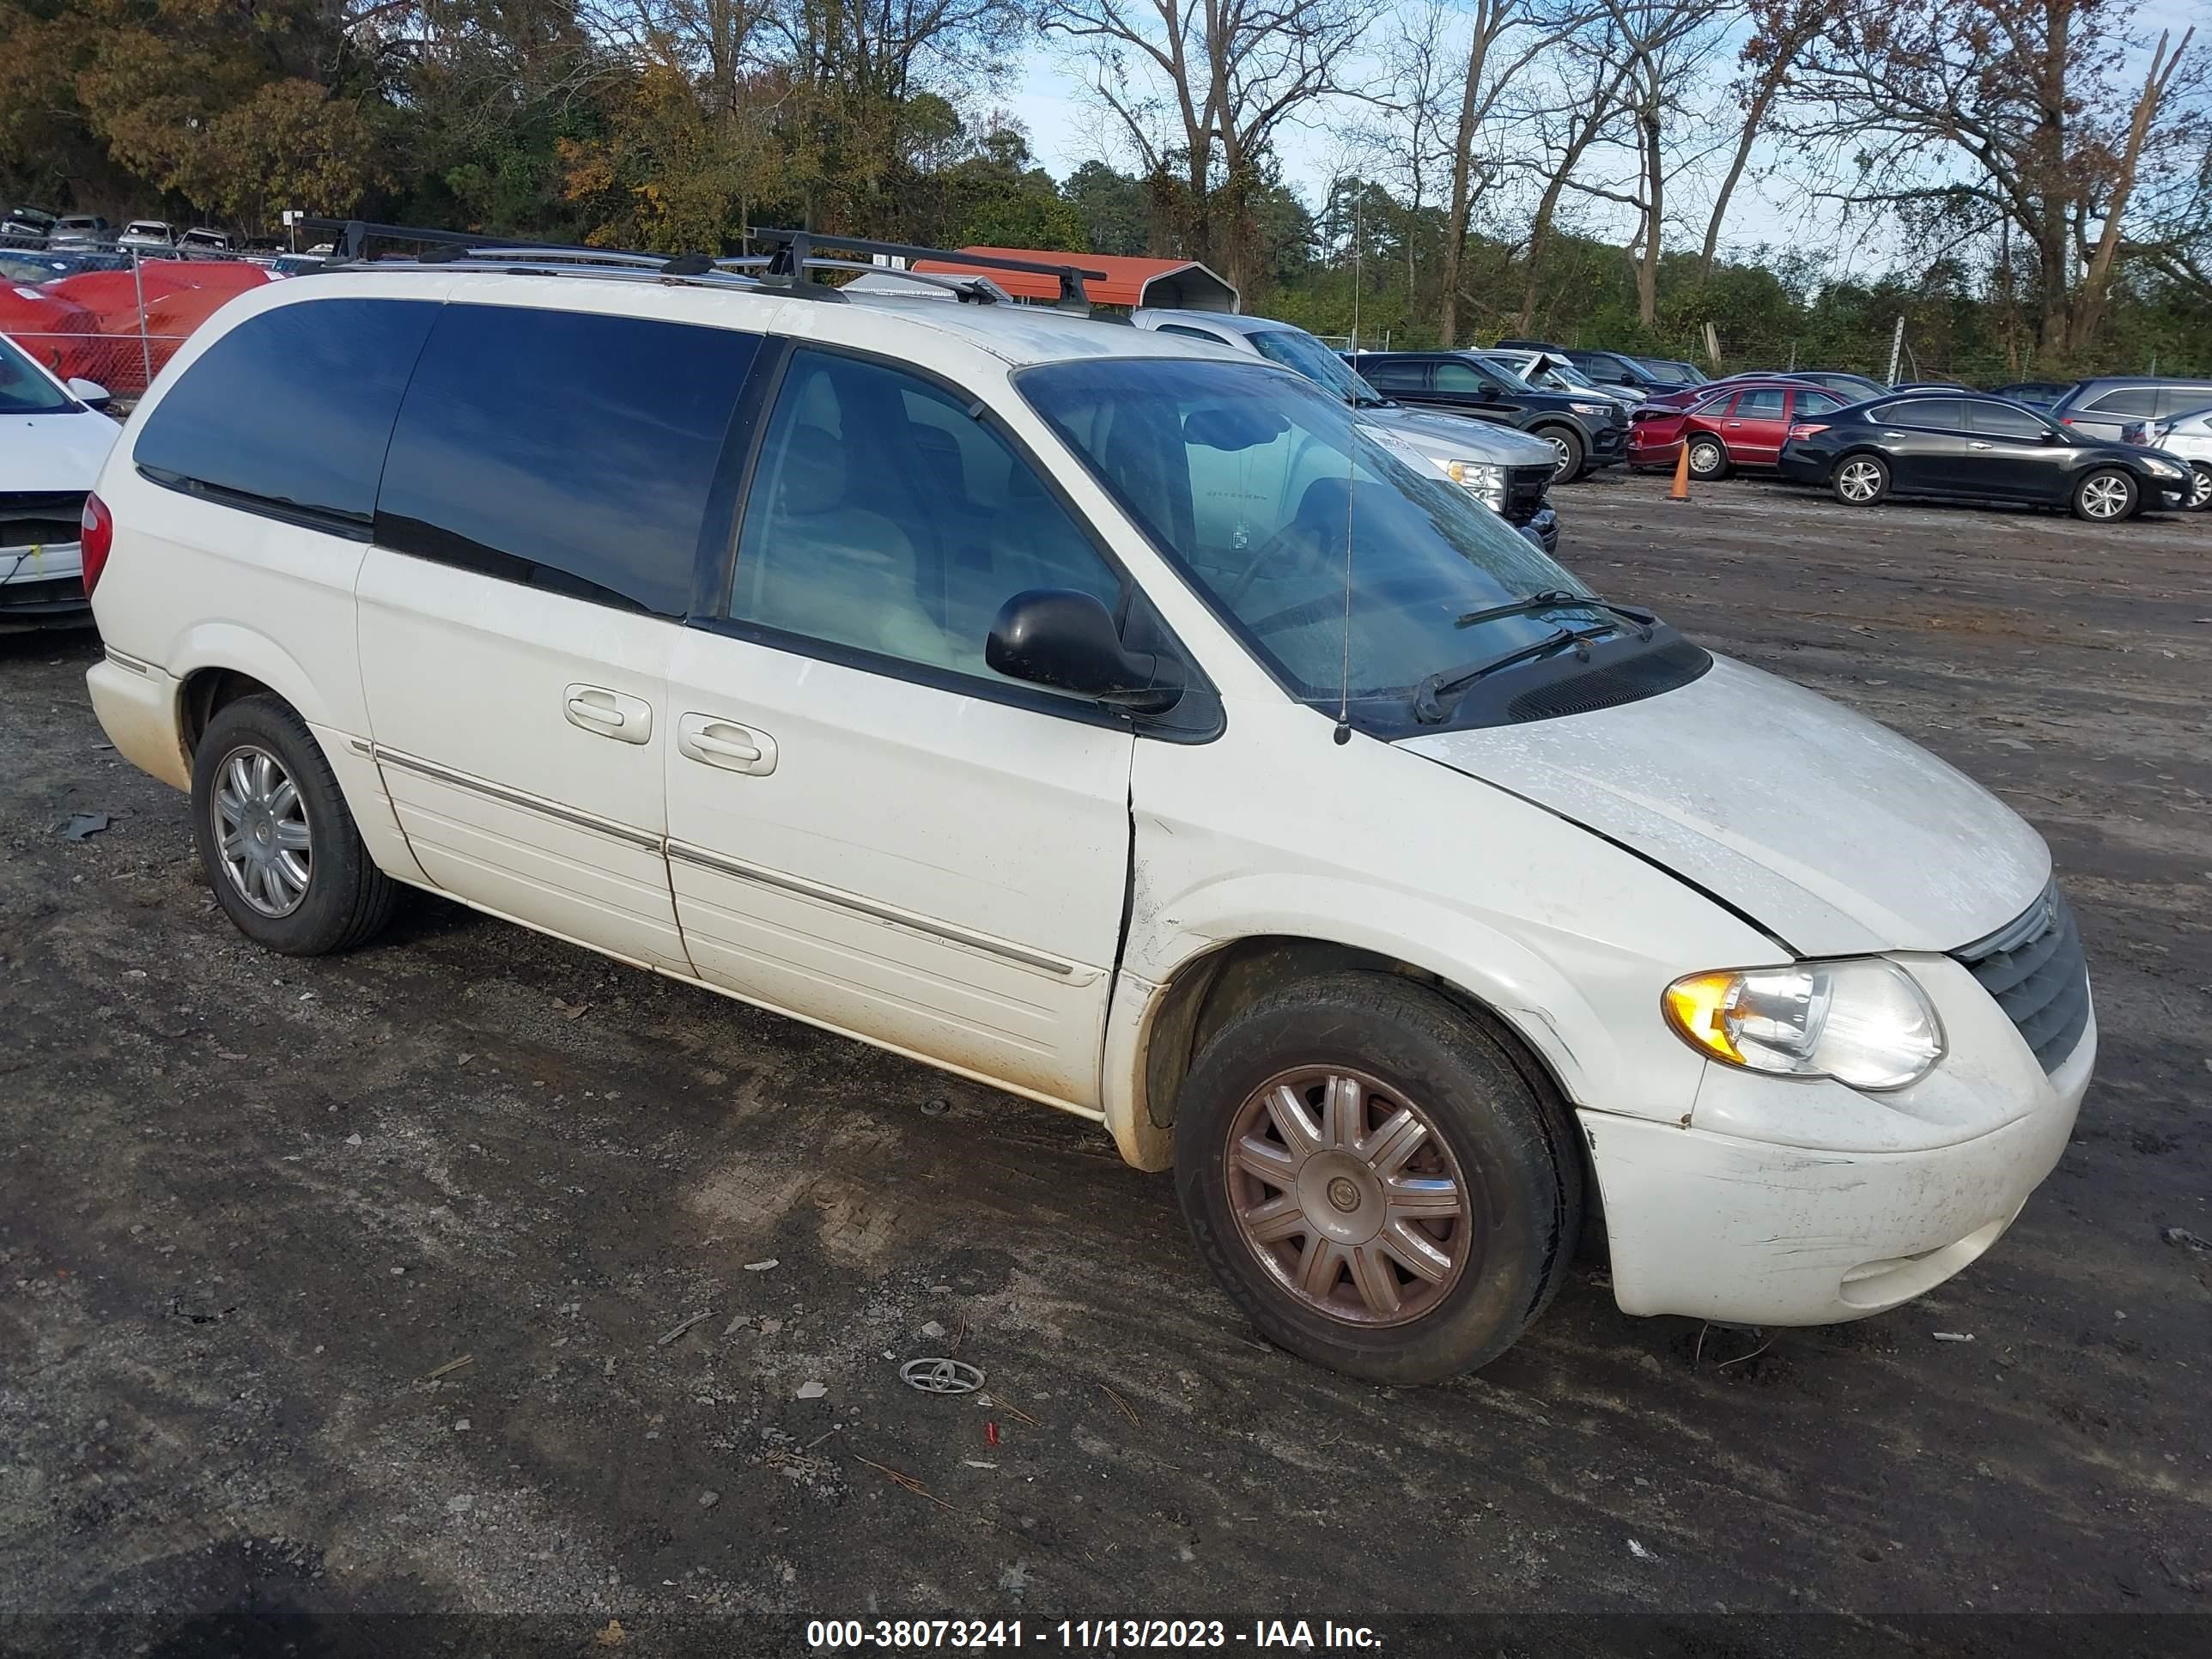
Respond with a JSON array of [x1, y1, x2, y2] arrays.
[[1129, 310, 1565, 553], [1346, 350, 1631, 483], [3, 205, 240, 258]]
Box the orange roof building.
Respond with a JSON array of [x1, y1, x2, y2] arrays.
[[912, 248, 1237, 313]]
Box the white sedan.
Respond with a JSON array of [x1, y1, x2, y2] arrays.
[[2, 331, 118, 632]]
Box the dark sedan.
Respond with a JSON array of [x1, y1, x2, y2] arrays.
[[1778, 392, 2194, 520], [1345, 349, 1630, 482]]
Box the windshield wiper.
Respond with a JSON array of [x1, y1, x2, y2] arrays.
[[1455, 589, 1656, 635], [1411, 623, 1618, 723]]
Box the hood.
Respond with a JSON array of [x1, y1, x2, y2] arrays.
[[1399, 655, 2049, 957], [1366, 404, 1556, 468], [0, 408, 119, 495]]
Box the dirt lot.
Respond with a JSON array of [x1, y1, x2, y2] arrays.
[[2, 471, 2207, 1656]]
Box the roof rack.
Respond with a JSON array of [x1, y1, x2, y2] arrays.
[[299, 219, 1104, 310], [751, 228, 1105, 311]]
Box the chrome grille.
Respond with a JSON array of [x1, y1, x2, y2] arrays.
[[1953, 881, 2091, 1074]]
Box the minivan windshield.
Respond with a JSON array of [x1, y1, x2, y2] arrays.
[[1021, 357, 1619, 726], [0, 334, 75, 415], [1248, 327, 1387, 408]]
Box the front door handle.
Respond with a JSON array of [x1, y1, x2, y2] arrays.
[[563, 684, 653, 745], [1726, 421, 1744, 428], [678, 713, 778, 776], [1969, 441, 1993, 450]]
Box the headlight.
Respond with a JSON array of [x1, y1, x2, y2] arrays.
[[1569, 402, 1612, 417], [2140, 455, 2183, 478], [1445, 459, 1506, 507], [1663, 959, 1944, 1091]]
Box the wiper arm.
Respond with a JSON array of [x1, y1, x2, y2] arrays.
[[1455, 590, 1657, 637], [1411, 623, 1614, 724]]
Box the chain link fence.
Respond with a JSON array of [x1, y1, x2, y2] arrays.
[[2, 248, 278, 401]]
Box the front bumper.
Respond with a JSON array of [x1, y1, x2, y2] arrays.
[[1588, 424, 1628, 468], [1583, 967, 2093, 1328], [0, 544, 90, 632], [1514, 505, 1560, 554]]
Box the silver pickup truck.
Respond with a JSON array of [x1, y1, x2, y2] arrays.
[[1132, 308, 1562, 554]]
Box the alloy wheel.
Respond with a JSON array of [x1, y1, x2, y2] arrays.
[[210, 745, 313, 918], [2080, 474, 2131, 520], [2190, 466, 2211, 510], [1837, 459, 1883, 502], [1223, 1066, 1473, 1327], [1546, 434, 1574, 479]]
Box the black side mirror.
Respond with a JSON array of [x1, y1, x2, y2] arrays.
[[987, 589, 1184, 715]]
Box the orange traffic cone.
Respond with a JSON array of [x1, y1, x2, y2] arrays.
[[1668, 439, 1692, 501]]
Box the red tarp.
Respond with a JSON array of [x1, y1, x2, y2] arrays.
[[1, 260, 271, 394]]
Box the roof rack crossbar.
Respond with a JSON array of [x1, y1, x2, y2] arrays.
[[295, 218, 1103, 311], [750, 228, 1106, 310]]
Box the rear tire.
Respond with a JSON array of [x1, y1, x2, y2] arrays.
[[2186, 463, 2211, 512], [1832, 453, 1889, 506], [1536, 425, 1585, 484], [1172, 972, 1581, 1384], [2072, 467, 2136, 522], [1686, 434, 1730, 480], [191, 694, 398, 956]]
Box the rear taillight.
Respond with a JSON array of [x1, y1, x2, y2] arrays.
[[1787, 422, 1828, 441], [80, 491, 113, 597]]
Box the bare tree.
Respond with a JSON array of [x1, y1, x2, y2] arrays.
[[1405, 0, 1572, 343], [1785, 0, 2207, 356], [1698, 0, 1832, 280], [1041, 0, 1368, 292], [1510, 13, 1634, 330], [1586, 0, 1721, 325]]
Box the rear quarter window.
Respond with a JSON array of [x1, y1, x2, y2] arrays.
[[132, 297, 441, 529], [374, 304, 758, 617]]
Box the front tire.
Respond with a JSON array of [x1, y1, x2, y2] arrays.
[[1537, 425, 1585, 484], [191, 694, 398, 956], [2072, 467, 2136, 522], [1686, 434, 1730, 480], [1172, 973, 1581, 1384], [1832, 453, 1889, 506]]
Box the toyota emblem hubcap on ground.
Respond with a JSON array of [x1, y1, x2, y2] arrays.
[[1223, 1066, 1472, 1327], [212, 745, 313, 918]]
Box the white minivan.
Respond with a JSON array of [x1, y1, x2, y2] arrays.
[[82, 237, 2093, 1382]]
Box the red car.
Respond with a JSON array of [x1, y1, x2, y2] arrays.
[[1628, 380, 1854, 478]]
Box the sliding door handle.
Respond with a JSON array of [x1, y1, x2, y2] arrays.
[[678, 714, 778, 776]]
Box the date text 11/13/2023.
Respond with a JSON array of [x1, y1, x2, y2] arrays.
[[806, 1620, 1384, 1650]]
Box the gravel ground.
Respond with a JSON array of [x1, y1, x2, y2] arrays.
[[1, 470, 2206, 1657]]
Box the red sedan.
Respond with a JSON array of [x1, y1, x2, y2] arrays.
[[1628, 380, 1853, 478]]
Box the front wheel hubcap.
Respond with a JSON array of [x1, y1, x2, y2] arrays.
[[1224, 1066, 1473, 1327], [2082, 477, 2128, 518], [212, 745, 312, 918]]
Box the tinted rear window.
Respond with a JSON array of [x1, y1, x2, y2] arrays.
[[1878, 398, 1966, 429], [134, 297, 439, 528], [1967, 400, 2048, 439], [374, 304, 757, 617]]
